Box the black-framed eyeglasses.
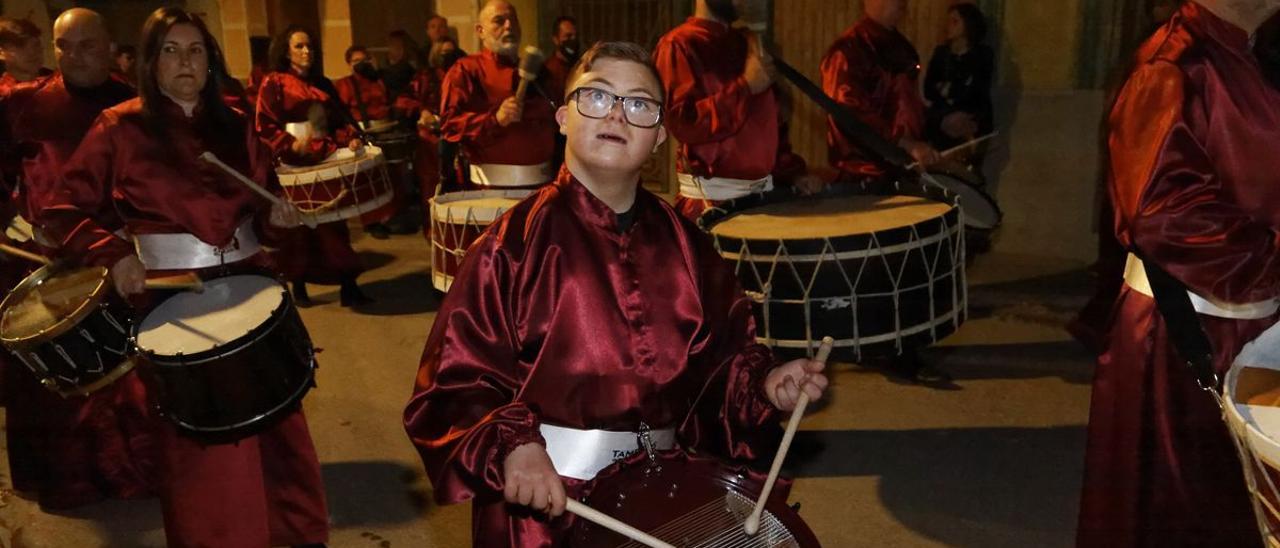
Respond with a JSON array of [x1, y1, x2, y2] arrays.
[[569, 86, 664, 129]]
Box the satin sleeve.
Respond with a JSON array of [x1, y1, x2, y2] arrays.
[[822, 44, 893, 139], [1114, 61, 1280, 303], [682, 235, 780, 461], [403, 233, 544, 504], [254, 75, 336, 165], [654, 40, 754, 145], [37, 112, 133, 268], [438, 63, 502, 148]]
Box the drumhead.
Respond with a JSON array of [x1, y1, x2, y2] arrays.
[[922, 172, 1001, 230], [137, 275, 285, 356], [709, 194, 952, 240], [0, 266, 109, 343], [1227, 322, 1280, 468], [276, 145, 386, 178], [430, 189, 532, 225]]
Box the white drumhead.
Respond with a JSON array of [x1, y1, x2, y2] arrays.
[[430, 189, 531, 224], [1227, 322, 1280, 468], [710, 194, 952, 240], [137, 275, 285, 356]]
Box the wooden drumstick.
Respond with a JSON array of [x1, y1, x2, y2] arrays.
[[197, 152, 318, 229], [0, 243, 52, 265], [514, 46, 546, 106], [565, 499, 675, 548], [744, 336, 834, 536], [905, 132, 999, 171], [144, 273, 204, 292]]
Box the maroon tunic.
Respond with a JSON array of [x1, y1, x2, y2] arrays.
[[653, 17, 806, 219], [438, 48, 558, 177], [820, 17, 926, 180], [335, 73, 391, 122], [1077, 4, 1280, 546], [404, 171, 781, 546], [402, 67, 446, 235], [0, 72, 150, 510], [544, 53, 573, 100], [255, 70, 363, 285], [41, 97, 329, 546]]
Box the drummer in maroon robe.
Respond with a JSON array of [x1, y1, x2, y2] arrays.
[[404, 41, 829, 547], [335, 45, 390, 123], [40, 9, 329, 545], [1077, 2, 1280, 546], [821, 0, 939, 183], [0, 8, 154, 510], [439, 0, 559, 189], [256, 24, 373, 306], [544, 16, 579, 96], [397, 39, 455, 236], [653, 0, 815, 221]]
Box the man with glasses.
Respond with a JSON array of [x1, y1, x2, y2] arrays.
[[405, 41, 828, 546], [654, 0, 817, 220], [438, 0, 559, 189]]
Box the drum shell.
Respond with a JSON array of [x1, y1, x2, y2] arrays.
[[708, 189, 966, 361], [8, 299, 134, 396], [570, 450, 820, 547], [136, 289, 316, 444], [368, 130, 416, 165], [276, 149, 395, 224], [429, 189, 531, 292]]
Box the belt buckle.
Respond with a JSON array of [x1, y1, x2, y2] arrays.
[[214, 236, 241, 263], [638, 422, 661, 473]]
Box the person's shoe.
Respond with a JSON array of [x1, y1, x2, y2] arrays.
[[364, 223, 391, 240], [911, 364, 953, 384], [384, 215, 420, 235], [340, 280, 374, 307], [292, 281, 313, 307]]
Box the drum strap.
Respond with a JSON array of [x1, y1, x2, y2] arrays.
[[1137, 253, 1223, 392], [539, 423, 677, 480]]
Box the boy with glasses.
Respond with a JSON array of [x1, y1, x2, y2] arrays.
[[404, 41, 828, 546]]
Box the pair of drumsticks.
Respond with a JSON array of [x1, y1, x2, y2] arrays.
[[567, 337, 835, 548]]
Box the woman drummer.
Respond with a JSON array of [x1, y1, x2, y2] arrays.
[[256, 24, 373, 307], [39, 8, 329, 546]]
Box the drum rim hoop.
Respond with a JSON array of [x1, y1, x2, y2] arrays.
[[0, 264, 112, 346], [134, 276, 298, 364], [275, 145, 386, 179], [698, 180, 960, 236]]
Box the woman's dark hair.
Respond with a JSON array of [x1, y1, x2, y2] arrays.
[[950, 3, 987, 46], [388, 29, 426, 67], [138, 7, 241, 135], [270, 24, 323, 79]]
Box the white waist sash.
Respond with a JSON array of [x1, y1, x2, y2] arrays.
[[539, 423, 677, 480], [469, 162, 551, 187], [1123, 253, 1280, 320], [677, 172, 773, 201], [134, 219, 260, 271]]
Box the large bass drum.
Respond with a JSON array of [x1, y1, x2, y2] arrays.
[[702, 182, 967, 361]]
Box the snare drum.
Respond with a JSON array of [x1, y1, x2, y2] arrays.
[[134, 274, 315, 443], [0, 265, 134, 397], [704, 184, 967, 360], [429, 189, 531, 292], [276, 146, 395, 224], [363, 120, 416, 166]]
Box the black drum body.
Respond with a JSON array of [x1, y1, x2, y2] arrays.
[[704, 183, 967, 362], [0, 265, 136, 397], [134, 275, 316, 444]]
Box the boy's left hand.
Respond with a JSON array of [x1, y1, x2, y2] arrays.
[[764, 356, 829, 412]]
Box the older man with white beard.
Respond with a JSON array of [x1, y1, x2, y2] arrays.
[[437, 0, 559, 189]]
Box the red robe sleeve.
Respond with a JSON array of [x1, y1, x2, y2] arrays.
[[403, 233, 545, 504], [653, 39, 755, 145], [254, 74, 340, 165], [438, 63, 502, 148], [1113, 61, 1280, 303], [682, 233, 781, 461], [38, 112, 133, 268]]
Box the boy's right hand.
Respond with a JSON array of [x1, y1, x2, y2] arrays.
[[502, 442, 566, 517]]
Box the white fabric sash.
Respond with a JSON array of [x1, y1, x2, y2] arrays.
[[539, 423, 676, 480], [470, 162, 551, 187], [677, 172, 773, 201], [1123, 254, 1279, 320], [133, 219, 259, 271]]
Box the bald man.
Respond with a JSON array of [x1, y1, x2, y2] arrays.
[[438, 0, 559, 189], [0, 7, 150, 510]]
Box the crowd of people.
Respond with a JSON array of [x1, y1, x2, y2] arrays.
[[0, 0, 1274, 546]]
